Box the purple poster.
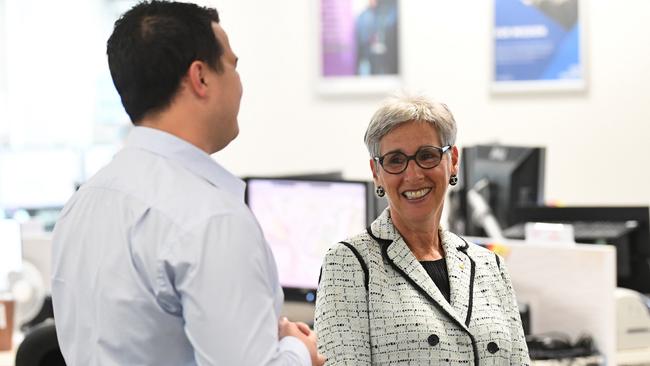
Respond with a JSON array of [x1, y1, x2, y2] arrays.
[[321, 0, 399, 77]]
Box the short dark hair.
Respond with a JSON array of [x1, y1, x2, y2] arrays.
[[107, 1, 222, 123]]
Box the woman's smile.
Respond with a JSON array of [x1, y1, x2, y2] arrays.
[[402, 187, 432, 200]]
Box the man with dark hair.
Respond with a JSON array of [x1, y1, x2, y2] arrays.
[[51, 2, 324, 365]]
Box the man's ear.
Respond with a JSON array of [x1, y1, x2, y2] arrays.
[[187, 60, 209, 97]]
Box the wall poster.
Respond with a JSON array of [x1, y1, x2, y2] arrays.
[[318, 0, 400, 95], [492, 0, 586, 92]]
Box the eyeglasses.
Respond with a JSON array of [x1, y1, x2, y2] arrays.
[[374, 145, 451, 174]]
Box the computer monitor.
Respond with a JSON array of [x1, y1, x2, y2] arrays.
[[244, 177, 369, 302], [455, 145, 545, 236], [275, 172, 388, 223], [506, 206, 650, 293]]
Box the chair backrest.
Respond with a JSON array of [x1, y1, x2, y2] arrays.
[[15, 320, 65, 366]]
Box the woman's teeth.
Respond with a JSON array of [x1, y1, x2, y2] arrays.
[[403, 188, 431, 199]]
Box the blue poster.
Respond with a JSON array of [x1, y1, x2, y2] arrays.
[[494, 0, 583, 90]]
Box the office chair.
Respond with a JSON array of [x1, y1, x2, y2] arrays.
[[14, 320, 66, 366]]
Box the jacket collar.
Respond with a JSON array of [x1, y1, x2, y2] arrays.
[[369, 209, 474, 330]]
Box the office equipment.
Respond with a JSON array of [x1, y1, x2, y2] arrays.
[[469, 238, 617, 364], [526, 333, 598, 361], [452, 144, 545, 237], [8, 261, 45, 331], [277, 172, 389, 222], [245, 177, 368, 302], [14, 320, 65, 366], [523, 222, 575, 245], [616, 288, 650, 351], [506, 206, 650, 293], [465, 180, 505, 239]]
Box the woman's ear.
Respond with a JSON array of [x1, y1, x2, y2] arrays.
[[370, 158, 381, 186], [450, 145, 460, 176]]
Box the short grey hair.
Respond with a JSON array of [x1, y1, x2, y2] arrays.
[[364, 93, 458, 158]]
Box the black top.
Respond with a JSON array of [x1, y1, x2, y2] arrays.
[[420, 258, 451, 303]]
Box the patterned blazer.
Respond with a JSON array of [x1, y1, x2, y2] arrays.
[[314, 209, 530, 365]]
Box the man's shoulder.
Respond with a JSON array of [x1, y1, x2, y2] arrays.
[[83, 148, 248, 229]]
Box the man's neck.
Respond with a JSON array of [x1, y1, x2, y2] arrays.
[[139, 108, 216, 155]]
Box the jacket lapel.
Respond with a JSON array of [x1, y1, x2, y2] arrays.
[[369, 211, 471, 332], [441, 231, 475, 327]]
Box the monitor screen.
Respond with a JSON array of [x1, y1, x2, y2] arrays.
[[245, 177, 368, 301], [455, 145, 545, 236]]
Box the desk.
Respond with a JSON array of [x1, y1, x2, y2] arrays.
[[618, 348, 650, 365], [530, 356, 605, 365], [466, 238, 617, 364]]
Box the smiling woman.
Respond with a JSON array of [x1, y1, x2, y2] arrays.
[[314, 93, 531, 365]]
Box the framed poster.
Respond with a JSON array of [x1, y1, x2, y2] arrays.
[[317, 0, 400, 95], [492, 0, 586, 92]]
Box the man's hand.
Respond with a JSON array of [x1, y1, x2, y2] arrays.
[[278, 317, 326, 366]]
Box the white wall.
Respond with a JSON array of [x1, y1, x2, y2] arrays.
[[211, 0, 650, 206], [3, 0, 105, 147]]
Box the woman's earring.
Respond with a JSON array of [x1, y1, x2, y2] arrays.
[[375, 186, 385, 197], [449, 175, 458, 186]]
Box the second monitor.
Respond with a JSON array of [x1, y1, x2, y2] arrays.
[[244, 177, 369, 302]]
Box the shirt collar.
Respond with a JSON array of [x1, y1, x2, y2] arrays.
[[124, 126, 246, 200]]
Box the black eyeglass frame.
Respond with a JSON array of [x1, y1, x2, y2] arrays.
[[374, 145, 452, 175]]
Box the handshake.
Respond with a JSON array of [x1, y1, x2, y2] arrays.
[[279, 317, 326, 366]]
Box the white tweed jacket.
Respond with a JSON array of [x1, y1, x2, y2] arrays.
[[314, 209, 530, 365]]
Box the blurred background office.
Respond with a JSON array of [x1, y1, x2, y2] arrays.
[[1, 0, 649, 365], [0, 0, 648, 207]]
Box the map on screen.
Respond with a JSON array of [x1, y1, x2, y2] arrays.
[[246, 178, 367, 290]]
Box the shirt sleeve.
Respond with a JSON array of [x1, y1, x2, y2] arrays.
[[496, 255, 531, 366], [314, 243, 371, 365], [162, 210, 311, 366]]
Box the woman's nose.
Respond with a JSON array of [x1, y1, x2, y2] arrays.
[[403, 159, 424, 179]]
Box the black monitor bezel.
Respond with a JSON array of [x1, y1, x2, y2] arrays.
[[458, 145, 545, 236]]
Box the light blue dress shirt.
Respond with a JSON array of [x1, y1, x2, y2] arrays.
[[51, 127, 310, 366]]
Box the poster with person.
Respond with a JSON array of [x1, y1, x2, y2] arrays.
[[318, 0, 400, 94]]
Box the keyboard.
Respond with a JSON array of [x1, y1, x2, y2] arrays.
[[503, 220, 639, 241]]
